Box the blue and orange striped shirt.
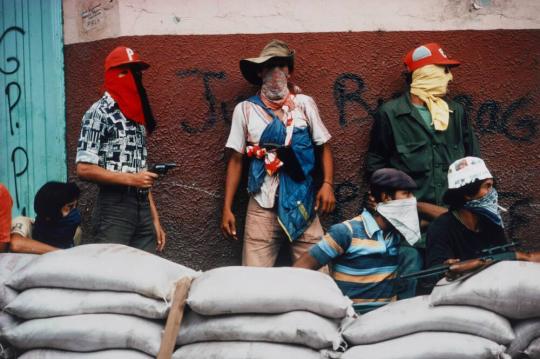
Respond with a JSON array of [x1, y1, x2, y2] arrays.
[[310, 210, 400, 313]]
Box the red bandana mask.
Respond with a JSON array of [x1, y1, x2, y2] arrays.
[[104, 67, 146, 126]]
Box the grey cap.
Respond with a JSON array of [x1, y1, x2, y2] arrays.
[[370, 168, 417, 190]]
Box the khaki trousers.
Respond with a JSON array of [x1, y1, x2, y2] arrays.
[[243, 198, 324, 267]]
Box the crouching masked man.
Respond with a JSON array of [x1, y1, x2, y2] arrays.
[[76, 46, 165, 253], [426, 157, 540, 271], [294, 168, 421, 314], [10, 182, 81, 254], [221, 39, 335, 266]]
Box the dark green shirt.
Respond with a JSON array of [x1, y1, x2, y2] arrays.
[[366, 93, 480, 206]]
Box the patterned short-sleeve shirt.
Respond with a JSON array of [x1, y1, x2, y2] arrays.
[[76, 92, 147, 173]]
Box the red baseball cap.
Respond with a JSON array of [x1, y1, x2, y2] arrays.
[[404, 43, 460, 73], [104, 46, 150, 71]]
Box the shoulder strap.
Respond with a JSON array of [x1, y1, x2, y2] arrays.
[[247, 95, 280, 122]]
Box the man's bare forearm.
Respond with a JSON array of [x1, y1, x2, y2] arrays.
[[417, 201, 448, 220], [293, 252, 322, 270], [10, 234, 59, 254], [223, 151, 243, 212], [148, 191, 160, 222], [320, 143, 334, 185], [76, 163, 132, 186]]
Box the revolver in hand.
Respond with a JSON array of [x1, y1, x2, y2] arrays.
[[150, 163, 177, 175]]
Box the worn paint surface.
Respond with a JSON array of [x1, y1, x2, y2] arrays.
[[65, 31, 540, 270], [1, 0, 66, 217]]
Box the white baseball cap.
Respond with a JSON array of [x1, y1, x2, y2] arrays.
[[447, 157, 492, 189]]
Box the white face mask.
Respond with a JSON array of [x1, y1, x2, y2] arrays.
[[376, 197, 421, 246]]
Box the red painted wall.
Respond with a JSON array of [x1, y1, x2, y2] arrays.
[[65, 30, 540, 270]]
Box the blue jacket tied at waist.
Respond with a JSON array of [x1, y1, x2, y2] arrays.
[[247, 95, 316, 241]]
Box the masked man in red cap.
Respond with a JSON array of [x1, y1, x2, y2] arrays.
[[221, 39, 335, 267], [76, 46, 165, 253], [365, 43, 480, 297]]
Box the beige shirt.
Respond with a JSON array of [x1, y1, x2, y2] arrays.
[[225, 94, 331, 208], [11, 216, 82, 246]]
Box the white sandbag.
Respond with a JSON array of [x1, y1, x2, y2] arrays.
[[1, 314, 163, 356], [187, 266, 353, 318], [7, 244, 197, 300], [177, 310, 343, 350], [0, 253, 37, 308], [18, 349, 153, 359], [0, 313, 20, 359], [0, 341, 18, 359], [0, 313, 19, 333], [342, 332, 509, 359], [172, 341, 322, 359], [343, 295, 514, 345], [430, 261, 540, 319], [506, 318, 540, 358], [5, 288, 169, 319], [525, 337, 540, 359]]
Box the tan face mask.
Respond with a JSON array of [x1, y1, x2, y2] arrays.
[[410, 65, 453, 131]]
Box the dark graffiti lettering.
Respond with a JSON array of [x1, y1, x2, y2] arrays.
[[177, 69, 226, 133], [2, 25, 28, 214], [333, 73, 376, 127], [10, 147, 28, 214], [5, 81, 21, 135], [467, 96, 537, 142], [332, 72, 538, 143], [0, 26, 25, 75]]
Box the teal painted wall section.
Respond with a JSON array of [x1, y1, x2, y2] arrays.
[[0, 0, 66, 217]]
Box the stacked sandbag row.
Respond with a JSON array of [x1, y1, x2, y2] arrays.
[[429, 261, 540, 359], [172, 266, 354, 359], [0, 253, 37, 359], [339, 261, 540, 359], [0, 244, 198, 358], [341, 295, 512, 359]]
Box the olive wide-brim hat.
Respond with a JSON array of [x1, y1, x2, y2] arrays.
[[239, 39, 295, 85]]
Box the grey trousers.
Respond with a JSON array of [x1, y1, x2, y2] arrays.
[[91, 187, 156, 253]]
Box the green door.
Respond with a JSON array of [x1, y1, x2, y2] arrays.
[[1, 0, 66, 217]]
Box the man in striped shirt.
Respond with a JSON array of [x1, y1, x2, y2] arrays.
[[294, 168, 420, 313]]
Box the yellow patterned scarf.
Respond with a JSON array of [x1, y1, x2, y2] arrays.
[[410, 65, 453, 131]]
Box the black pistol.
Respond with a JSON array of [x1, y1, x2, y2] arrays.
[[150, 163, 177, 175]]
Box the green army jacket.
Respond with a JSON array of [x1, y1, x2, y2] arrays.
[[366, 93, 480, 206]]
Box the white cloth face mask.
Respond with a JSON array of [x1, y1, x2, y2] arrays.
[[376, 197, 421, 246]]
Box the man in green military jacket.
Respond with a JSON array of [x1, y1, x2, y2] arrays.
[[366, 42, 480, 297]]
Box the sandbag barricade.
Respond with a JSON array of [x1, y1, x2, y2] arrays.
[[172, 341, 324, 359], [0, 244, 199, 357], [177, 310, 342, 350], [18, 349, 154, 358], [343, 295, 515, 345], [5, 288, 169, 319], [525, 337, 540, 359], [0, 254, 36, 309], [507, 318, 540, 358], [175, 266, 352, 356], [187, 266, 353, 318], [2, 314, 162, 356], [342, 332, 510, 359], [7, 243, 197, 300], [430, 261, 540, 319]]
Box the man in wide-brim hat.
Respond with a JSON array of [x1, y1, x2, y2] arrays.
[[221, 39, 336, 267]]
